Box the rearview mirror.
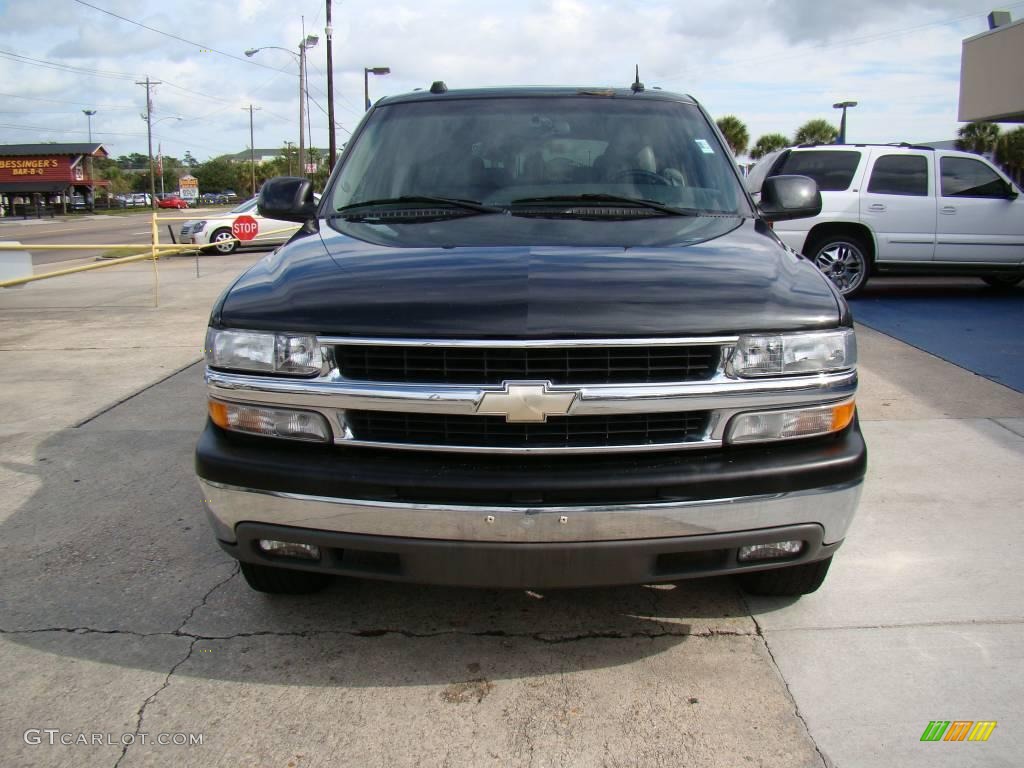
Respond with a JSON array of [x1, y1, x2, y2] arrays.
[[759, 175, 822, 223], [258, 176, 317, 224]]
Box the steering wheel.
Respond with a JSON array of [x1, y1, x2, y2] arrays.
[[612, 168, 671, 186]]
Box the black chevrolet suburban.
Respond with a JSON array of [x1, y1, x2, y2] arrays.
[[196, 85, 866, 597]]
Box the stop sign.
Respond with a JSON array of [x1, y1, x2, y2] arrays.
[[232, 215, 259, 241]]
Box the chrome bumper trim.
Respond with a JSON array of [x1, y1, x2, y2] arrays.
[[206, 369, 857, 417], [206, 368, 856, 453], [317, 335, 739, 347], [199, 479, 863, 546]]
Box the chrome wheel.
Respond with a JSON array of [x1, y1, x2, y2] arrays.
[[813, 240, 866, 296], [211, 229, 237, 254]]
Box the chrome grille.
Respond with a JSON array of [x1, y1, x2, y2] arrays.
[[345, 410, 710, 450], [335, 344, 720, 385]]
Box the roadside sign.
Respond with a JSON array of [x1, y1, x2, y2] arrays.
[[179, 174, 199, 203], [232, 215, 259, 242], [305, 163, 317, 173]]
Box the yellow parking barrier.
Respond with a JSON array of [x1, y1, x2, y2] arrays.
[[0, 210, 301, 308]]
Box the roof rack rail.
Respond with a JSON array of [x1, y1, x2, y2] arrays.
[[795, 141, 937, 150]]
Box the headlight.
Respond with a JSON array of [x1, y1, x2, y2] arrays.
[[193, 220, 206, 233], [729, 329, 856, 378], [205, 328, 322, 376]]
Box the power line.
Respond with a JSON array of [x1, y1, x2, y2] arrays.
[[73, 0, 287, 73], [0, 91, 134, 109], [307, 92, 351, 134], [0, 47, 238, 108], [0, 49, 135, 81]]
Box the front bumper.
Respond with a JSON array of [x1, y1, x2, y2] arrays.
[[197, 420, 865, 587], [220, 520, 845, 589]]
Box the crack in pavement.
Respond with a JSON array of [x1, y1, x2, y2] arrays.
[[741, 590, 831, 768], [111, 563, 238, 768]]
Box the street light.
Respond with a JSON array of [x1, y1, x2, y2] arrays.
[[833, 101, 858, 145], [82, 109, 97, 143], [82, 109, 97, 211], [364, 67, 391, 111], [246, 34, 319, 178]]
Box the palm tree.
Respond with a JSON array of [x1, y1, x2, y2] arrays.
[[715, 115, 749, 157], [995, 127, 1024, 185], [956, 121, 1001, 155], [750, 133, 790, 160], [794, 119, 838, 145]]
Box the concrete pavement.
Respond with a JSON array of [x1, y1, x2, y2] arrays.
[[0, 255, 1021, 766]]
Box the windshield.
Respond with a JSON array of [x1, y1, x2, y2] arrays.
[[230, 198, 257, 214], [330, 96, 750, 216]]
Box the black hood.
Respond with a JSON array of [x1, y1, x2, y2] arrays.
[[216, 215, 842, 337]]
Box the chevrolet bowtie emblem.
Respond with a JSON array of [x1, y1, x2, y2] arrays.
[[476, 382, 578, 423]]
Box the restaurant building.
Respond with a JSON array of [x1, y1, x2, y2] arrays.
[[0, 143, 109, 216]]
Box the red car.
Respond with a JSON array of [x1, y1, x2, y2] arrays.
[[157, 195, 190, 209]]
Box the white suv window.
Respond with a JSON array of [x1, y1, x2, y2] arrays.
[[773, 150, 861, 192], [867, 154, 928, 196], [940, 157, 1007, 198]]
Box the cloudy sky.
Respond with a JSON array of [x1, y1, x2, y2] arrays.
[[0, 0, 1015, 160]]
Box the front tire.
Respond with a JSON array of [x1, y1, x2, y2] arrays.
[[981, 275, 1022, 289], [737, 556, 833, 597], [808, 235, 870, 298], [240, 561, 332, 594], [205, 227, 238, 254]]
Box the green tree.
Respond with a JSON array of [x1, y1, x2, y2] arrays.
[[194, 156, 245, 194], [116, 153, 149, 170], [794, 119, 838, 145], [715, 115, 749, 156], [750, 133, 790, 160], [995, 127, 1024, 185], [182, 151, 199, 169], [94, 157, 132, 197], [956, 121, 1001, 155]]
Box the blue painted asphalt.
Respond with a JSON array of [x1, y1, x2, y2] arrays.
[[849, 279, 1024, 393]]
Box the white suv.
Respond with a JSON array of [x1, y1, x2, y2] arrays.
[[746, 144, 1024, 296]]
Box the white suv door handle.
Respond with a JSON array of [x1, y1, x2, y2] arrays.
[[940, 206, 956, 215], [868, 203, 886, 212]]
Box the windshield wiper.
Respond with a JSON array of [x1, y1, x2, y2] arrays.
[[509, 194, 728, 217], [334, 195, 504, 215]]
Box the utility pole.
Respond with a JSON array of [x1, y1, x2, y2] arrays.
[[326, 0, 337, 168], [135, 76, 162, 210], [242, 104, 262, 196], [298, 40, 306, 177]]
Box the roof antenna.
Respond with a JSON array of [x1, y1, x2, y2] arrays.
[[631, 65, 645, 93]]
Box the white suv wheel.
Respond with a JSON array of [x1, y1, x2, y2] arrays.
[[813, 240, 867, 297]]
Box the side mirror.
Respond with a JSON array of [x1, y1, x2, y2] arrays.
[[1003, 181, 1019, 200], [759, 175, 822, 223], [257, 176, 317, 224]]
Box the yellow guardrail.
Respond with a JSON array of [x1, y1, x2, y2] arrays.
[[0, 211, 299, 306]]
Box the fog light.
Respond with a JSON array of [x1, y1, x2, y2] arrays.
[[208, 399, 331, 442], [726, 400, 855, 444], [257, 539, 321, 560], [738, 540, 804, 562]]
